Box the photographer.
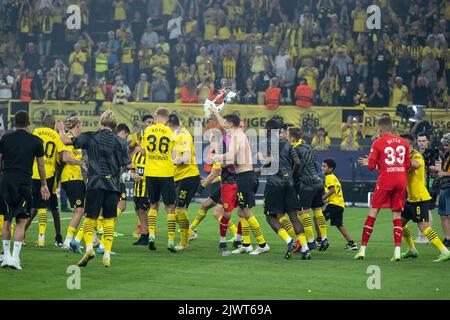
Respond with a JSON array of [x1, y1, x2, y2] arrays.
[[429, 133, 450, 247]]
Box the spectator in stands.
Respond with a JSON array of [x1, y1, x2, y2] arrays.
[[280, 57, 296, 105], [112, 75, 131, 104], [421, 51, 440, 92], [295, 78, 314, 108], [113, 0, 128, 29], [372, 40, 392, 84], [131, 11, 146, 45], [121, 31, 136, 88], [141, 24, 159, 50], [366, 77, 387, 107], [311, 127, 331, 151], [93, 77, 107, 113], [302, 118, 317, 145], [19, 69, 35, 102], [68, 43, 87, 82], [21, 42, 39, 71], [250, 45, 269, 75], [38, 7, 53, 57], [134, 73, 151, 102], [167, 5, 184, 48], [389, 76, 409, 108], [394, 48, 415, 87], [106, 31, 121, 69], [151, 72, 170, 102], [434, 78, 448, 109], [265, 77, 281, 110], [95, 42, 109, 80], [150, 45, 169, 77], [0, 67, 14, 100], [197, 75, 214, 103], [298, 57, 319, 93], [340, 116, 361, 151], [331, 47, 351, 78], [158, 35, 170, 54], [76, 73, 91, 103], [412, 76, 432, 107], [274, 47, 290, 79], [354, 83, 368, 107], [43, 70, 57, 100], [181, 76, 198, 104], [240, 78, 257, 105], [319, 75, 333, 106]]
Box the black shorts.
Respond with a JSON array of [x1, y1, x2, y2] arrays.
[[175, 175, 200, 208], [146, 177, 176, 206], [402, 200, 430, 223], [32, 177, 55, 209], [0, 176, 32, 221], [237, 171, 257, 209], [0, 193, 7, 216], [84, 189, 119, 219], [62, 180, 86, 208], [297, 188, 324, 211], [264, 180, 298, 217], [119, 182, 127, 201], [209, 181, 222, 204], [134, 197, 150, 211], [324, 204, 344, 227], [49, 193, 58, 211]]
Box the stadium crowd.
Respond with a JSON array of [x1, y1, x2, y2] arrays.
[[0, 0, 449, 110]]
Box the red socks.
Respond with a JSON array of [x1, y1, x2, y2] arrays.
[[361, 216, 376, 246], [219, 216, 230, 238], [237, 220, 242, 236], [393, 218, 403, 247]]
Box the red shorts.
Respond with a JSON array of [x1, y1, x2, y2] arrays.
[[221, 183, 238, 213], [371, 185, 406, 212]]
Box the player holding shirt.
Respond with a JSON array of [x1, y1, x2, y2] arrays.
[[398, 134, 450, 262], [356, 117, 411, 261]]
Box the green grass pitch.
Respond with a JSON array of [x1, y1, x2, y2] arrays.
[[0, 203, 449, 300]]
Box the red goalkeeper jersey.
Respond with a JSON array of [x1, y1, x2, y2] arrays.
[[368, 133, 411, 189]]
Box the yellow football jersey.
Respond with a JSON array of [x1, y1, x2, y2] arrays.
[[132, 151, 147, 198], [173, 127, 200, 182], [141, 123, 174, 177], [407, 150, 432, 203], [32, 127, 64, 180], [61, 133, 83, 183], [130, 130, 144, 149], [324, 173, 345, 208]]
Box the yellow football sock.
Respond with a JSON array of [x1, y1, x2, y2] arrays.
[[299, 213, 315, 242], [10, 223, 14, 235], [277, 228, 291, 243], [228, 219, 238, 235], [0, 214, 4, 235], [298, 233, 307, 246], [240, 218, 251, 245], [247, 216, 266, 246], [176, 208, 189, 247], [117, 207, 122, 219], [66, 226, 76, 241], [75, 223, 84, 242], [402, 224, 415, 250], [97, 215, 104, 230], [83, 218, 95, 251], [148, 209, 158, 237], [38, 208, 47, 235], [190, 208, 206, 230], [103, 219, 114, 254], [167, 213, 176, 243], [423, 227, 447, 253], [279, 215, 297, 239], [314, 209, 327, 239]]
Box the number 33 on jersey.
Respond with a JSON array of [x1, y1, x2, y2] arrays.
[[141, 123, 175, 177], [32, 127, 65, 180], [368, 133, 411, 187]]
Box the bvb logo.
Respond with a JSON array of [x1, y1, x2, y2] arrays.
[[31, 107, 50, 127], [75, 200, 81, 206], [130, 108, 149, 128], [300, 111, 322, 129]]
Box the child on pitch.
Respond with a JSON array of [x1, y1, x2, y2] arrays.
[[321, 158, 358, 250]]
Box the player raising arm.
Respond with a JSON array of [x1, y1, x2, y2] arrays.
[[356, 117, 411, 261]]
